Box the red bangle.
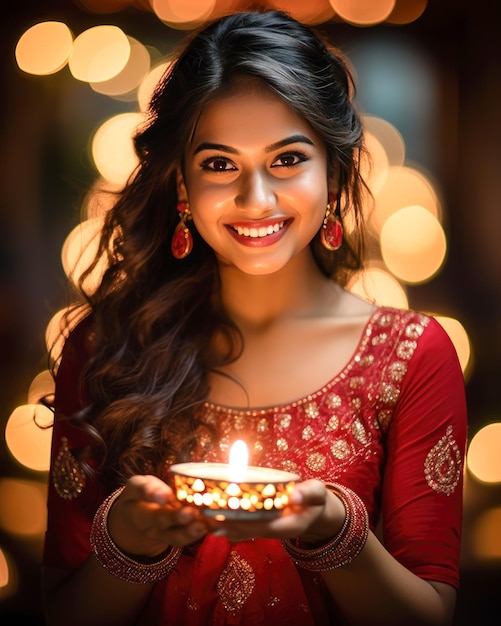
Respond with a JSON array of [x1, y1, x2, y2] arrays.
[[90, 486, 183, 584], [281, 483, 369, 571]]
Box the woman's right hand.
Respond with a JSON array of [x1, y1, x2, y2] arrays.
[[107, 474, 209, 559]]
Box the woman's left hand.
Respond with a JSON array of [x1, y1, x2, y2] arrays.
[[206, 479, 346, 544]]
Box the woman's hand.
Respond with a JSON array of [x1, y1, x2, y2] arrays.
[[206, 479, 346, 545], [107, 475, 209, 559]]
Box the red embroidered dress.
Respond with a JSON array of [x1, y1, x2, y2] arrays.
[[44, 307, 467, 625]]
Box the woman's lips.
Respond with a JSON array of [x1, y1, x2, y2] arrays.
[[225, 218, 291, 247]]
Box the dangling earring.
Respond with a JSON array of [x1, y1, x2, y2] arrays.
[[171, 200, 193, 259], [320, 193, 343, 251]]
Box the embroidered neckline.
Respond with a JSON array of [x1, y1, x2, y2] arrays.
[[204, 306, 409, 416]]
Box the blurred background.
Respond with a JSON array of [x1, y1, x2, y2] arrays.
[[0, 1, 500, 624]]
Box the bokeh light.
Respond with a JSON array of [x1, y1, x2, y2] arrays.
[[330, 0, 396, 26], [0, 547, 18, 598], [45, 305, 90, 369], [433, 315, 472, 376], [373, 165, 441, 232], [90, 36, 151, 98], [69, 25, 131, 82], [61, 218, 108, 294], [380, 205, 447, 283], [91, 112, 144, 184], [387, 0, 428, 24], [467, 423, 501, 483], [269, 0, 335, 25], [471, 506, 501, 560], [15, 21, 73, 76], [0, 479, 47, 537], [152, 0, 217, 29], [363, 115, 406, 167], [5, 405, 53, 472], [137, 61, 170, 111], [27, 370, 55, 405], [347, 264, 409, 308]]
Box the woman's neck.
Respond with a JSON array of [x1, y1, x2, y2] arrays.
[[217, 249, 340, 331]]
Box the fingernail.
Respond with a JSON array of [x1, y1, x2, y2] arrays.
[[212, 528, 227, 537], [291, 490, 303, 505]]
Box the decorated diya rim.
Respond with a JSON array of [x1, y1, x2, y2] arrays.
[[170, 462, 300, 520]]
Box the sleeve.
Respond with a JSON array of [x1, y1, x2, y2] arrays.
[[381, 317, 467, 589], [43, 316, 107, 570]]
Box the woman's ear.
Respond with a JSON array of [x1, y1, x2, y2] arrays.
[[176, 166, 188, 200]]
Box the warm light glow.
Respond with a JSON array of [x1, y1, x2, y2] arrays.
[[229, 440, 249, 483], [387, 0, 428, 24], [433, 316, 472, 376], [330, 0, 396, 25], [0, 547, 18, 597], [471, 507, 501, 560], [0, 548, 8, 588], [0, 479, 47, 537], [467, 423, 501, 483], [152, 0, 216, 28], [91, 112, 144, 185], [61, 218, 107, 294], [27, 370, 55, 405], [373, 165, 441, 232], [347, 265, 408, 308], [362, 115, 406, 167], [84, 179, 120, 221], [69, 25, 131, 83], [90, 36, 151, 97], [5, 404, 53, 472], [268, 0, 335, 24], [15, 21, 73, 76], [45, 305, 90, 368], [138, 62, 170, 112], [362, 131, 389, 195], [380, 205, 447, 284]]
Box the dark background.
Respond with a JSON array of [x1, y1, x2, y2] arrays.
[[1, 1, 500, 624]]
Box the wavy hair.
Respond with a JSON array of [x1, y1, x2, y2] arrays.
[[63, 9, 368, 485]]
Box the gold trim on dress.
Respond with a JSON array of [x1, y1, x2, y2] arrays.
[[52, 436, 86, 500]]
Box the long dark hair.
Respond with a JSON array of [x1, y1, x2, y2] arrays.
[[63, 9, 368, 485]]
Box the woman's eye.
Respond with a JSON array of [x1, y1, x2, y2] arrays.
[[272, 152, 308, 168], [201, 157, 236, 172]]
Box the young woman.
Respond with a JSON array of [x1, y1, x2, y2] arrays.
[[42, 10, 467, 626]]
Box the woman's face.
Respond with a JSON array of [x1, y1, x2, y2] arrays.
[[180, 83, 330, 276]]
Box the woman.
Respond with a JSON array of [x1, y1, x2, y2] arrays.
[[42, 9, 467, 626]]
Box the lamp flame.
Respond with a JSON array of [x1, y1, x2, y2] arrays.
[[229, 440, 248, 482]]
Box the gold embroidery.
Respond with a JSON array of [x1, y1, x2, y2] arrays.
[[305, 402, 319, 419], [372, 332, 388, 346], [380, 382, 400, 404], [302, 425, 315, 440], [277, 413, 292, 430], [52, 436, 86, 500], [326, 415, 339, 431], [276, 437, 289, 451], [405, 322, 425, 339], [330, 439, 351, 459], [388, 361, 407, 382], [424, 425, 462, 495], [217, 551, 255, 611], [257, 418, 269, 433], [396, 339, 417, 360], [306, 452, 326, 472], [327, 393, 342, 409], [352, 419, 368, 445]]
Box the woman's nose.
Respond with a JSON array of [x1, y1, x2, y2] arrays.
[[235, 170, 276, 214]]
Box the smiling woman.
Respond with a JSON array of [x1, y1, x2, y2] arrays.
[[41, 9, 466, 626]]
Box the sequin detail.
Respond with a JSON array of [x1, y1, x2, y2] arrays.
[[217, 551, 255, 611], [52, 436, 86, 500], [424, 425, 462, 495]]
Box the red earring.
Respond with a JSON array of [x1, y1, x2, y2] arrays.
[[320, 193, 343, 251], [171, 200, 193, 259]]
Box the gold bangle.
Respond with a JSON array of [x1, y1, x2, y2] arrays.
[[90, 486, 183, 584], [281, 483, 369, 571]]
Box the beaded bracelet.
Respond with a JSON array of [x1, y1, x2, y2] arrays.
[[90, 486, 183, 584], [281, 482, 369, 571]]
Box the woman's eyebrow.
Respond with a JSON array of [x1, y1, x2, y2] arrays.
[[193, 134, 315, 156]]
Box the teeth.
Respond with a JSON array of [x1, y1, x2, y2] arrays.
[[234, 222, 284, 238]]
